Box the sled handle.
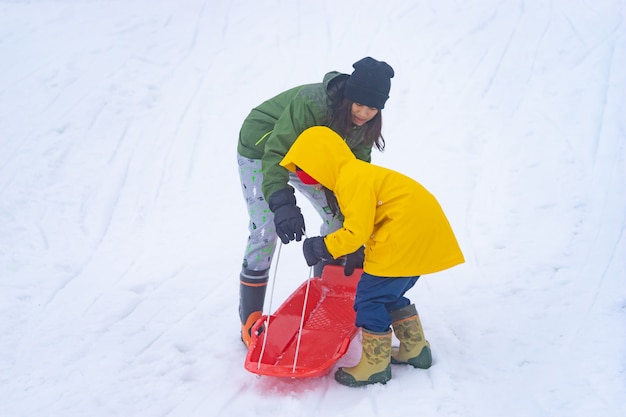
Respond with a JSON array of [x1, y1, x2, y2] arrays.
[[292, 266, 314, 373], [257, 241, 283, 369]]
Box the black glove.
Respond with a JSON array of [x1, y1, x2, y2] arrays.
[[344, 246, 365, 276], [303, 236, 332, 266], [268, 187, 305, 244]]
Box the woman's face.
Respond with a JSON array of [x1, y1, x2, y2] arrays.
[[351, 103, 379, 126]]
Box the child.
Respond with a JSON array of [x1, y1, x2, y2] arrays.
[[280, 126, 465, 387]]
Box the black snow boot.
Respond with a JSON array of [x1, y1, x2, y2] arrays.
[[239, 267, 269, 348]]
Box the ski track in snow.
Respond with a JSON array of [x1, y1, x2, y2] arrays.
[[1, 1, 625, 417]]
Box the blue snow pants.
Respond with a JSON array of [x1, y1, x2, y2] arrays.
[[354, 273, 420, 333]]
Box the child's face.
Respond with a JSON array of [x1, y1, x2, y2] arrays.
[[351, 103, 379, 126]]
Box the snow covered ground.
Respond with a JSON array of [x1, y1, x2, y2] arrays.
[[1, 1, 625, 416]]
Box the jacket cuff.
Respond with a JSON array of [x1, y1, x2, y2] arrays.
[[267, 187, 296, 212]]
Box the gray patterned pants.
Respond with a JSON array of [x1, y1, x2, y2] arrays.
[[237, 153, 342, 271]]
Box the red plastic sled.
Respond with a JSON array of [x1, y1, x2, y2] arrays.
[[244, 265, 361, 378]]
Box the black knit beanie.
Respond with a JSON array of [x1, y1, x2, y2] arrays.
[[344, 57, 395, 109]]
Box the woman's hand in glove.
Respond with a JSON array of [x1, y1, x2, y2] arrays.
[[268, 187, 305, 244]]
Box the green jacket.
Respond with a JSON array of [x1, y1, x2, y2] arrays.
[[238, 71, 373, 200]]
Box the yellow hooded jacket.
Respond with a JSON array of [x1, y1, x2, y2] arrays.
[[280, 126, 465, 277]]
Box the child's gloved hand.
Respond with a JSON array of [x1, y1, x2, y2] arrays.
[[344, 246, 365, 276], [302, 236, 332, 266]]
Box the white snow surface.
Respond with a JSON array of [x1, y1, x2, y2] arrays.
[[1, 1, 625, 416]]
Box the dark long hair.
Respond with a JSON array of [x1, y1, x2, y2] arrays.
[[327, 78, 385, 152]]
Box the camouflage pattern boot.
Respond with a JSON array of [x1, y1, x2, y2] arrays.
[[390, 304, 432, 368], [334, 328, 392, 387]]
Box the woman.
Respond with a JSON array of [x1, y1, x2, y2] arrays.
[[237, 57, 395, 347], [280, 126, 465, 387]]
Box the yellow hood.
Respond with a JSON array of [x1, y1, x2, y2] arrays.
[[280, 126, 354, 191]]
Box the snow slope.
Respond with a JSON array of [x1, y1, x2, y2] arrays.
[[1, 1, 625, 416]]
